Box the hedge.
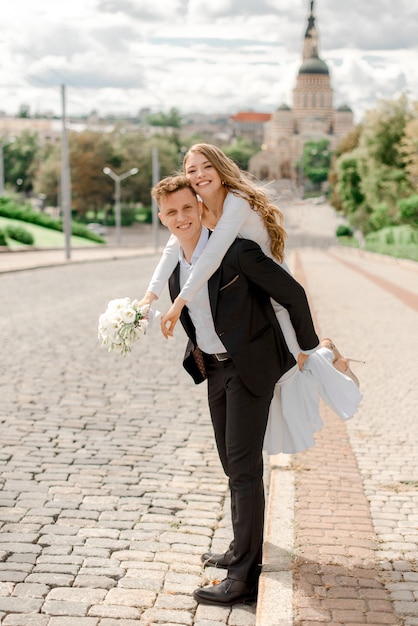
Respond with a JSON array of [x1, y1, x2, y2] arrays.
[[0, 198, 105, 243], [5, 224, 34, 245]]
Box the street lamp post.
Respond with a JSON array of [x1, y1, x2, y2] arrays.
[[0, 136, 15, 197], [103, 167, 139, 246]]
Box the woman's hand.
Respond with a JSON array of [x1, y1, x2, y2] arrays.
[[136, 291, 157, 307], [297, 352, 309, 371], [160, 297, 186, 339]]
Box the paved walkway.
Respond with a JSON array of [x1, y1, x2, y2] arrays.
[[0, 201, 417, 626]]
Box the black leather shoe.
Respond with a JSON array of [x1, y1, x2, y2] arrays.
[[201, 549, 233, 569], [193, 577, 257, 606]]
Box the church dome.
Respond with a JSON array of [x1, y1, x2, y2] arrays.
[[298, 55, 329, 75], [337, 104, 352, 112]]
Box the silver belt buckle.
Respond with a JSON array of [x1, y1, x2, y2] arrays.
[[214, 352, 229, 361]]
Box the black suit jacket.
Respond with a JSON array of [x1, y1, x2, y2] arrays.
[[169, 238, 319, 397]]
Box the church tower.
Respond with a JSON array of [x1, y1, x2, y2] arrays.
[[293, 0, 334, 135], [249, 1, 353, 185]]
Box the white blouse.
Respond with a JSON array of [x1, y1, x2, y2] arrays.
[[147, 191, 291, 301]]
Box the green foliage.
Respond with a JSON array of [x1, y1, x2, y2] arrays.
[[4, 224, 34, 245], [0, 229, 8, 246], [365, 225, 418, 261], [335, 152, 365, 215], [136, 205, 152, 223], [361, 94, 411, 169], [2, 130, 41, 193], [0, 198, 105, 243], [104, 206, 138, 227], [398, 194, 418, 225], [222, 139, 260, 170], [329, 94, 417, 235], [70, 131, 118, 218], [146, 107, 182, 128], [368, 203, 394, 231], [302, 139, 331, 187], [336, 224, 353, 237]]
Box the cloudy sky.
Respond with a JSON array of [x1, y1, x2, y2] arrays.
[[0, 0, 417, 123]]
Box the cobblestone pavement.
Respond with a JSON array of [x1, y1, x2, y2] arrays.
[[1, 200, 417, 626]]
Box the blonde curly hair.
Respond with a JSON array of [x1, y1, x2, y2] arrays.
[[183, 143, 287, 262]]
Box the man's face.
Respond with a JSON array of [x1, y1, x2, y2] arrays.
[[158, 188, 202, 245]]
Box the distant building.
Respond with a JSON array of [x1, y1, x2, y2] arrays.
[[230, 112, 272, 146], [249, 0, 354, 182]]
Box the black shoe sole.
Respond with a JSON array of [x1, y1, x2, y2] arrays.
[[193, 591, 257, 606]]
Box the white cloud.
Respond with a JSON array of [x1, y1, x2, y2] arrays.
[[0, 0, 417, 121]]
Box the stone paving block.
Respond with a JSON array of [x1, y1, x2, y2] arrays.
[[42, 599, 93, 616], [1, 562, 34, 573], [103, 588, 155, 608], [0, 597, 43, 612], [0, 571, 28, 583], [154, 592, 196, 610], [229, 604, 257, 626], [0, 582, 14, 596], [73, 575, 117, 589], [2, 615, 50, 625], [139, 607, 193, 625], [12, 583, 50, 598], [45, 588, 107, 603], [89, 604, 141, 619], [25, 573, 75, 586], [48, 619, 99, 625], [100, 617, 138, 626], [76, 567, 125, 579]]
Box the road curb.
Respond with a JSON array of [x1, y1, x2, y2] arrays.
[[257, 454, 294, 626]]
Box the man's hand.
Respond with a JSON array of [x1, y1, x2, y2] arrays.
[[297, 352, 309, 371], [160, 297, 186, 339]]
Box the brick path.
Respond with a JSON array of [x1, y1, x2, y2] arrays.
[[288, 241, 418, 626]]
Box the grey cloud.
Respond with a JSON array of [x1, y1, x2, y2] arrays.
[[11, 25, 90, 60], [26, 65, 146, 90], [92, 24, 142, 53], [97, 0, 178, 21], [320, 1, 418, 51], [149, 37, 282, 49]]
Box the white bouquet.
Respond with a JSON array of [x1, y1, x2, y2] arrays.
[[98, 298, 151, 356]]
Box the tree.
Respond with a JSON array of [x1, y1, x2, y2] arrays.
[[329, 94, 416, 233], [357, 95, 413, 229], [302, 139, 331, 188], [222, 138, 260, 171], [3, 130, 41, 193], [361, 94, 411, 169], [116, 131, 180, 206], [69, 131, 117, 218], [401, 102, 418, 192], [33, 142, 61, 206], [146, 107, 182, 128], [335, 151, 365, 217]]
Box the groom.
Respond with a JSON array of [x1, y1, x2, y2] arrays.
[[152, 175, 319, 606]]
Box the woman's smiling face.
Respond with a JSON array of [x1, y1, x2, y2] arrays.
[[184, 151, 223, 198]]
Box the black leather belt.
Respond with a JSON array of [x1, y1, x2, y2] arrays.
[[207, 352, 230, 362]]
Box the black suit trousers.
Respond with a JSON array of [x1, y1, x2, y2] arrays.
[[205, 355, 274, 584]]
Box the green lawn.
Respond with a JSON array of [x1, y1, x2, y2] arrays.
[[365, 225, 418, 262], [339, 225, 418, 262], [0, 217, 103, 249]]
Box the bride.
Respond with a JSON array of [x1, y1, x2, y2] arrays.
[[139, 143, 362, 454]]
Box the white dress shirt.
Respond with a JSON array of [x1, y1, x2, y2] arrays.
[[179, 228, 227, 354]]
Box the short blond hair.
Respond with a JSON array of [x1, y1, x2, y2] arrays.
[[151, 175, 196, 205]]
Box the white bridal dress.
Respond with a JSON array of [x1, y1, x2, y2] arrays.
[[147, 192, 362, 454]]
